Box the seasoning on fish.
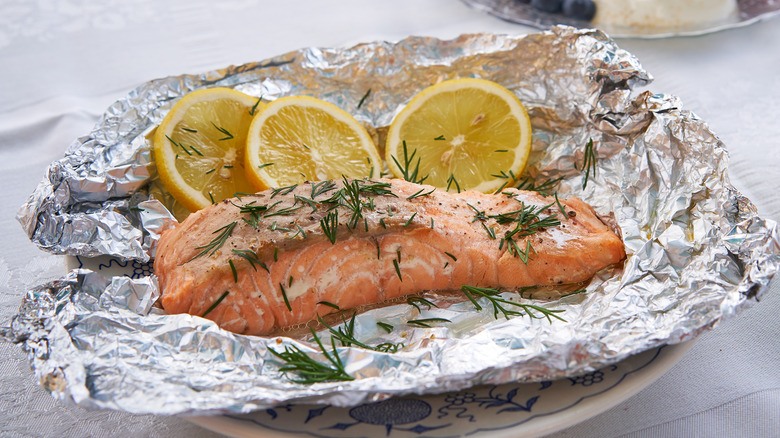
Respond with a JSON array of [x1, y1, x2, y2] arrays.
[[154, 178, 626, 336]]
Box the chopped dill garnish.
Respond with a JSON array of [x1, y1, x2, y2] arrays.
[[407, 187, 436, 200], [407, 296, 438, 312], [446, 173, 461, 193], [257, 162, 274, 170], [249, 96, 264, 115], [433, 134, 446, 141], [189, 145, 204, 156], [205, 168, 216, 175], [294, 195, 320, 213], [273, 247, 278, 262], [320, 211, 339, 244], [212, 122, 234, 141], [279, 283, 292, 311], [267, 221, 292, 232], [481, 222, 497, 239], [271, 184, 299, 198], [208, 192, 215, 204], [461, 285, 566, 322], [187, 222, 236, 262], [288, 224, 308, 239], [515, 176, 563, 196], [231, 249, 269, 272], [392, 259, 402, 281], [311, 180, 337, 198], [269, 329, 353, 383], [554, 192, 566, 215], [407, 318, 451, 328], [357, 88, 371, 109], [182, 127, 197, 133], [578, 138, 597, 190], [444, 252, 457, 261], [202, 291, 229, 317], [377, 321, 394, 333], [318, 313, 403, 353], [403, 213, 417, 228], [229, 259, 238, 282], [560, 288, 587, 298], [390, 140, 429, 184], [317, 301, 340, 310], [265, 204, 304, 217]]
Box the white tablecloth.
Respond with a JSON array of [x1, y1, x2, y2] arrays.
[[1, 1, 778, 437]]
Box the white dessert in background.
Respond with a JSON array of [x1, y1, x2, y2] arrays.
[[592, 0, 738, 28]]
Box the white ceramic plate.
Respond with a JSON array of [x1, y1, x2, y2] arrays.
[[462, 0, 780, 38], [67, 255, 694, 438]]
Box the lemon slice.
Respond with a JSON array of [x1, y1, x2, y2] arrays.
[[245, 95, 381, 190], [153, 87, 264, 212], [385, 78, 532, 193]]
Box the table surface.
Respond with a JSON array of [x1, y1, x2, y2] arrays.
[[1, 2, 778, 437]]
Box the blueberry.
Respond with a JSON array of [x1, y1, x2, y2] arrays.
[[561, 0, 596, 21], [530, 0, 562, 13]]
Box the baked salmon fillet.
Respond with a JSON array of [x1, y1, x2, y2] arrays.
[[155, 178, 625, 335]]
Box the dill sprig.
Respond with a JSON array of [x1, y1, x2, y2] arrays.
[[377, 322, 394, 333], [187, 222, 236, 262], [320, 211, 339, 244], [407, 187, 435, 200], [311, 180, 337, 199], [390, 141, 429, 184], [231, 249, 269, 272], [236, 201, 272, 229], [202, 291, 229, 317], [446, 173, 461, 193], [249, 96, 264, 116], [577, 138, 597, 190], [211, 122, 234, 141], [515, 176, 563, 196], [407, 296, 438, 312], [461, 285, 566, 323], [229, 259, 238, 282], [357, 88, 371, 109], [271, 184, 299, 198], [264, 204, 304, 217], [554, 192, 567, 215], [318, 313, 404, 353], [317, 301, 340, 310], [407, 318, 451, 328], [279, 283, 292, 311], [269, 329, 353, 384]]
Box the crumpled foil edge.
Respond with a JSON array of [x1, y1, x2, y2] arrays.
[[7, 27, 780, 415]]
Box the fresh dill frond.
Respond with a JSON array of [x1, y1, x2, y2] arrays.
[[269, 329, 353, 384], [187, 222, 236, 262]]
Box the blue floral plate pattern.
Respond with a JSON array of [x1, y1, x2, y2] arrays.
[[68, 255, 693, 437]]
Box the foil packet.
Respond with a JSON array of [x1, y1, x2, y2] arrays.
[[8, 27, 780, 415]]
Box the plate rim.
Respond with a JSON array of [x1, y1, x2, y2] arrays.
[[184, 340, 694, 438]]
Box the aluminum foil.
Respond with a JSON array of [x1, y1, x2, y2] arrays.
[[8, 27, 780, 415]]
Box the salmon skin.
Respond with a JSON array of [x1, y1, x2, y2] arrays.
[[155, 178, 626, 336]]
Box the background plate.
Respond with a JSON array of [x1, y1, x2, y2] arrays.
[[461, 0, 780, 38]]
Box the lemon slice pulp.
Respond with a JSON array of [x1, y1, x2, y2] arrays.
[[153, 87, 263, 212], [385, 78, 532, 193], [245, 95, 381, 190]]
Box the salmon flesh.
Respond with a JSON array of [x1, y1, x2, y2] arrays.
[[155, 178, 626, 335]]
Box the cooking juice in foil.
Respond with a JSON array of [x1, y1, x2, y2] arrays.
[[7, 27, 780, 415]]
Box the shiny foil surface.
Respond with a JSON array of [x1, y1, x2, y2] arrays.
[[9, 27, 780, 415]]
